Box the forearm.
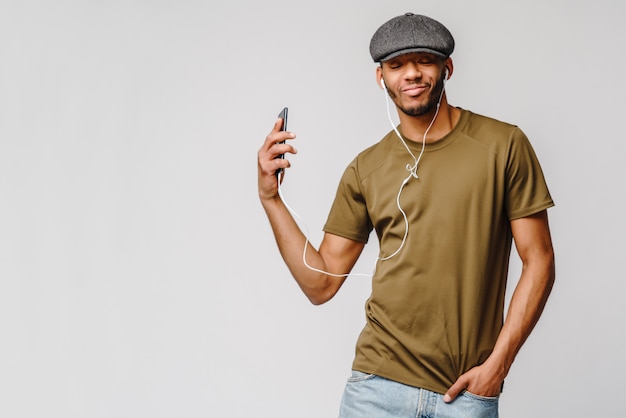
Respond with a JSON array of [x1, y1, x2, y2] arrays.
[[486, 249, 555, 377], [260, 195, 338, 304]]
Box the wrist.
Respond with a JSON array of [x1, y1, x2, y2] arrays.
[[259, 191, 281, 205], [483, 351, 511, 382], [259, 192, 287, 217]]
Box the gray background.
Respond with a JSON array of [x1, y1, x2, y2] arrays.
[[1, 0, 624, 417]]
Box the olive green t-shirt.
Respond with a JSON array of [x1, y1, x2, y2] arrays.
[[323, 109, 554, 395]]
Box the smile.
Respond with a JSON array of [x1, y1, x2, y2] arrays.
[[402, 85, 427, 96]]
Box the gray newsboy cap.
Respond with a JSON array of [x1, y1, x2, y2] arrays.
[[369, 13, 455, 62]]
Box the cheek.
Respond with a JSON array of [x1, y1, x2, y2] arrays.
[[386, 86, 398, 100]]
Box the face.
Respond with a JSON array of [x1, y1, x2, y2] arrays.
[[378, 53, 449, 117]]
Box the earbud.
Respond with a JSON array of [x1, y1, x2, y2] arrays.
[[380, 78, 387, 90], [444, 68, 449, 80]]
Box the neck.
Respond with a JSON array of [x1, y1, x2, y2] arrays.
[[397, 98, 460, 144]]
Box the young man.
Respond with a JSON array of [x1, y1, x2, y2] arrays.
[[257, 13, 555, 418]]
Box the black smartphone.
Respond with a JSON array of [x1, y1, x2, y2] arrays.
[[275, 107, 288, 176]]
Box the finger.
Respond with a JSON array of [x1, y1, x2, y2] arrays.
[[271, 158, 291, 176], [276, 115, 287, 132], [271, 142, 297, 158], [258, 142, 294, 176], [270, 116, 293, 137], [263, 130, 295, 152], [443, 376, 468, 403], [272, 116, 284, 133]]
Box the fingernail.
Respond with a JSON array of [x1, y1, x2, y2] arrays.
[[443, 394, 451, 403]]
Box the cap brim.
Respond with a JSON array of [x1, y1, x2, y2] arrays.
[[378, 47, 448, 62]]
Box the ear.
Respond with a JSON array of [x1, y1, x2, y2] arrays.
[[376, 66, 384, 89], [444, 57, 454, 80]]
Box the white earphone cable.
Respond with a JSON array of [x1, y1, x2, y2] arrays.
[[378, 76, 446, 260], [277, 175, 374, 278], [276, 73, 447, 277]]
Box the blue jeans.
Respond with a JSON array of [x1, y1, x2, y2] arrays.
[[338, 371, 499, 418]]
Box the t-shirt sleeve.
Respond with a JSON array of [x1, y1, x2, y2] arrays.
[[323, 159, 373, 243], [505, 127, 555, 220]]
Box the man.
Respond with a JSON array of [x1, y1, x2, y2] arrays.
[[257, 13, 555, 418]]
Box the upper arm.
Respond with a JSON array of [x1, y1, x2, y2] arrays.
[[510, 210, 554, 269], [319, 232, 366, 276], [308, 232, 365, 303]]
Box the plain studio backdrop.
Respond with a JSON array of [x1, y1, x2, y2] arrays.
[[0, 0, 624, 417]]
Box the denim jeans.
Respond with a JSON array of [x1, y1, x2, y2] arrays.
[[338, 371, 499, 418]]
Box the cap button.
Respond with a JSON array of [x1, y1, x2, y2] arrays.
[[405, 12, 414, 16]]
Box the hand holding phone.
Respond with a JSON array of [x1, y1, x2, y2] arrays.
[[275, 107, 288, 177]]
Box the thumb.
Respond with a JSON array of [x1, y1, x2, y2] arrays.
[[443, 376, 468, 403]]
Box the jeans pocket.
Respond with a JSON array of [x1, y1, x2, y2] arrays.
[[346, 370, 376, 383], [462, 390, 500, 402]]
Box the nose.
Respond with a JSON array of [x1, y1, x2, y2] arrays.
[[403, 62, 422, 81]]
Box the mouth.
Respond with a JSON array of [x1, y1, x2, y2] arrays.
[[402, 84, 428, 97]]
